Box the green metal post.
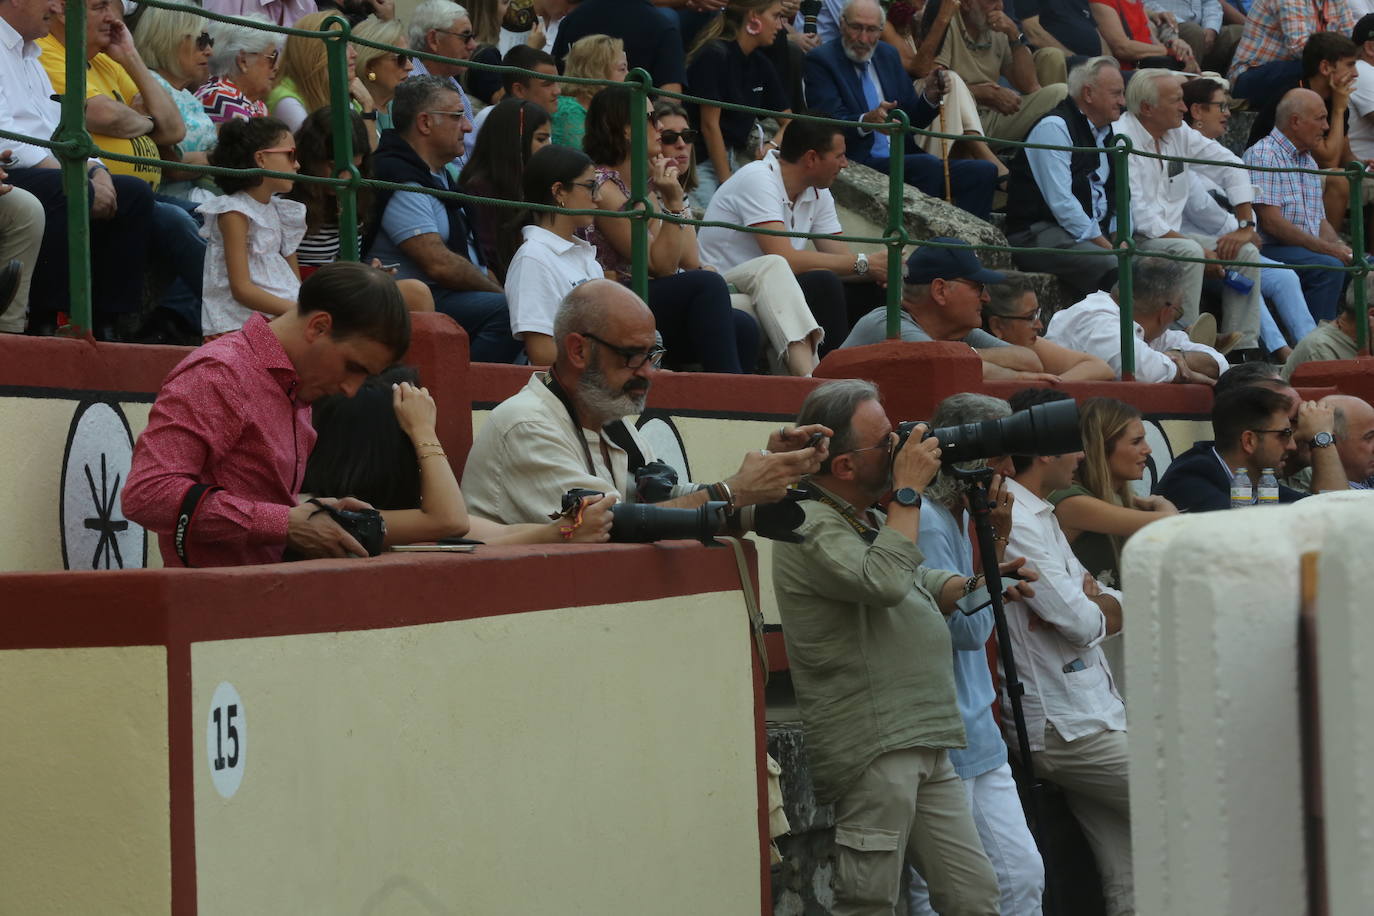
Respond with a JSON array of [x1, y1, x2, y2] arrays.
[[1112, 137, 1134, 380], [322, 16, 359, 261], [1349, 162, 1368, 354], [59, 0, 94, 333], [884, 110, 908, 340], [627, 69, 651, 303]]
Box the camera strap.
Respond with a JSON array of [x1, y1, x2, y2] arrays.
[[544, 371, 647, 477], [719, 535, 770, 685], [174, 482, 224, 568], [799, 480, 879, 545]]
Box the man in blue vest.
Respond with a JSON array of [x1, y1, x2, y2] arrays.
[[803, 0, 998, 219], [1005, 56, 1124, 300]]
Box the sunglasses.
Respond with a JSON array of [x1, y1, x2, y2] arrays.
[[387, 51, 412, 66], [1252, 427, 1294, 441], [259, 145, 298, 163], [435, 28, 476, 42], [659, 128, 699, 146], [196, 32, 214, 50]]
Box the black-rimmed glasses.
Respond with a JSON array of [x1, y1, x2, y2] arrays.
[[196, 32, 214, 50], [659, 128, 700, 146], [581, 331, 666, 369], [1252, 427, 1294, 441], [435, 28, 476, 43]]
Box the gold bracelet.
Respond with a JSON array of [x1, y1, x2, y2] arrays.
[[417, 450, 447, 461], [415, 440, 442, 450]]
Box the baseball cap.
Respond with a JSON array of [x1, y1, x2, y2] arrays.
[[1355, 13, 1374, 44], [904, 237, 1006, 285]]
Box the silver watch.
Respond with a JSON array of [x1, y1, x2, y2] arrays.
[[853, 252, 870, 277]]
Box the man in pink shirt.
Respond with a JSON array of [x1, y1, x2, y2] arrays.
[[124, 263, 411, 567]]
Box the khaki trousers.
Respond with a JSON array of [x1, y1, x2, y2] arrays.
[[1136, 233, 1262, 348], [0, 186, 43, 333], [831, 747, 1000, 916], [1031, 726, 1133, 916], [980, 81, 1069, 142], [914, 69, 987, 158]]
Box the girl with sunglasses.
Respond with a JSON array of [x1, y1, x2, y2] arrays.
[[352, 15, 414, 131], [198, 117, 308, 341]]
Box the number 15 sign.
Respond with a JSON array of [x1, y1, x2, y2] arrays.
[[205, 681, 247, 798]]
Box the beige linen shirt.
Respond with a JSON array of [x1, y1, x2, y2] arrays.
[[936, 14, 1010, 86], [772, 485, 965, 804], [1281, 321, 1359, 381], [462, 371, 654, 524]]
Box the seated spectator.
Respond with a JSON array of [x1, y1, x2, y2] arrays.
[[1182, 76, 1314, 361], [1115, 68, 1263, 353], [123, 263, 410, 567], [844, 241, 1058, 381], [461, 279, 826, 525], [0, 0, 154, 340], [1282, 288, 1374, 381], [504, 145, 603, 365], [581, 86, 760, 373], [498, 0, 574, 55], [470, 45, 561, 142], [204, 0, 314, 28], [551, 34, 626, 149], [459, 98, 553, 279], [1013, 0, 1110, 61], [0, 155, 42, 335], [1002, 386, 1132, 916], [685, 1, 793, 204], [1349, 15, 1374, 162], [1244, 89, 1352, 324], [803, 0, 999, 220], [268, 12, 379, 136], [304, 367, 618, 543], [463, 0, 511, 106], [133, 4, 220, 202], [1145, 0, 1243, 73], [1044, 257, 1226, 382], [1227, 0, 1358, 102], [1048, 397, 1177, 588], [1006, 56, 1124, 300], [198, 117, 307, 341], [654, 98, 701, 201], [407, 0, 480, 174], [697, 116, 886, 349], [1154, 383, 1307, 510], [365, 76, 521, 362], [984, 272, 1115, 379], [1090, 0, 1200, 72], [315, 0, 393, 27], [904, 393, 1046, 916], [1321, 393, 1374, 488], [924, 0, 1069, 142], [553, 0, 688, 93], [197, 15, 282, 124], [352, 15, 414, 130]]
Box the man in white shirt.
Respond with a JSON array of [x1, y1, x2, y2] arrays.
[[1003, 388, 1131, 916], [1349, 15, 1374, 160], [1114, 68, 1264, 353], [697, 117, 888, 350], [1045, 256, 1228, 383]]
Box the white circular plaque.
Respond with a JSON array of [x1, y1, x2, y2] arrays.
[[205, 681, 247, 798], [60, 401, 147, 569]]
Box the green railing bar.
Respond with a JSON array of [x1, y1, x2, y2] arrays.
[[884, 109, 910, 340], [1113, 136, 1134, 381], [320, 15, 360, 262], [59, 0, 93, 333], [1350, 161, 1369, 356], [628, 69, 651, 303]]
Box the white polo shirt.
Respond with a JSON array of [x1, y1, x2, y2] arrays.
[[505, 224, 603, 339], [697, 152, 844, 272]]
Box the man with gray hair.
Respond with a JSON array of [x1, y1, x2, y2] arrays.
[[1045, 257, 1228, 382], [774, 378, 1038, 915], [407, 0, 477, 173], [364, 75, 519, 362], [1114, 67, 1264, 354], [1006, 57, 1125, 300], [1319, 393, 1374, 487]]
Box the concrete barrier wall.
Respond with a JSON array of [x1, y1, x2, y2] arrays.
[[0, 542, 769, 916], [1121, 492, 1374, 915]]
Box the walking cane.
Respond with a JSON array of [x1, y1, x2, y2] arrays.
[[937, 69, 952, 202]]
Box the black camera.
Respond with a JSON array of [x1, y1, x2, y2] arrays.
[[896, 398, 1082, 462], [560, 487, 810, 545], [800, 0, 822, 33], [330, 506, 387, 556]]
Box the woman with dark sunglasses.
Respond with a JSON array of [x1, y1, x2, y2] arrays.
[[134, 6, 220, 201], [352, 16, 414, 131]]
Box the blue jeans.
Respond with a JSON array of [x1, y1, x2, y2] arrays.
[[151, 195, 207, 334], [1258, 254, 1316, 351], [1260, 244, 1346, 322], [1233, 59, 1303, 102], [431, 287, 523, 363]]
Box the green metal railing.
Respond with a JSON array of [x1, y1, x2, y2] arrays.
[[9, 0, 1367, 374]]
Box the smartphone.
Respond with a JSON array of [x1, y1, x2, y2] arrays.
[[806, 431, 826, 449], [378, 262, 400, 272]]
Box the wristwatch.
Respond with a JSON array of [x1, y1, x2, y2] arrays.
[[853, 252, 870, 278], [893, 486, 922, 508], [1309, 431, 1335, 449], [1238, 219, 1257, 229]]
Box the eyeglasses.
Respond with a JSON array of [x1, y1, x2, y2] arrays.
[[949, 277, 987, 296], [581, 331, 666, 369], [566, 180, 597, 192], [659, 128, 700, 146], [259, 145, 297, 163], [846, 432, 896, 458], [435, 28, 476, 43], [195, 32, 214, 50], [426, 109, 467, 122], [842, 19, 884, 36], [996, 309, 1041, 322], [251, 49, 280, 67], [1252, 427, 1294, 441], [1197, 100, 1232, 112]]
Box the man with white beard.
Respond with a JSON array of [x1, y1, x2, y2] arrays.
[[461, 279, 828, 526]]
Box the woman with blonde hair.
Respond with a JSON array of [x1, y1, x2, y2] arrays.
[[268, 11, 378, 136], [352, 15, 414, 129], [551, 33, 626, 148], [1048, 397, 1177, 587], [134, 4, 219, 201]]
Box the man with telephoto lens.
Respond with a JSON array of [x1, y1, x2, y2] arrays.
[[461, 279, 830, 530], [773, 379, 1037, 916]]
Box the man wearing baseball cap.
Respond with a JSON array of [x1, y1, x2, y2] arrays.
[[841, 237, 1059, 381]]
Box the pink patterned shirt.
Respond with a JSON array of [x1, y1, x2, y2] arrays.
[[124, 314, 316, 567]]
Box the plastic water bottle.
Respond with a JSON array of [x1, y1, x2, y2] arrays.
[[1257, 468, 1280, 505], [1223, 270, 1254, 295], [1230, 468, 1254, 508]]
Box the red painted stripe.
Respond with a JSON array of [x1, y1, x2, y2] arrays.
[[166, 635, 197, 916]]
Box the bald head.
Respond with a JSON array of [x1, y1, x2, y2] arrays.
[[1275, 88, 1329, 151], [1322, 394, 1374, 482], [553, 280, 652, 346]]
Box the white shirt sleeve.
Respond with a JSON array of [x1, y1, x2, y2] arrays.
[[506, 245, 566, 338], [1005, 499, 1115, 650], [810, 191, 844, 236], [271, 96, 308, 134], [1186, 127, 1254, 207]]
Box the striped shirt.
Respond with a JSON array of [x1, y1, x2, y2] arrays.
[[1244, 128, 1324, 240], [196, 77, 268, 125], [1228, 0, 1359, 82]]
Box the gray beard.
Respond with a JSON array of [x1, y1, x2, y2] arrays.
[[578, 358, 648, 425], [841, 40, 876, 64], [963, 6, 987, 32]]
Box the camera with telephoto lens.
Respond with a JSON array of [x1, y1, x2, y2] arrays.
[[332, 507, 387, 557], [633, 460, 809, 543], [800, 0, 822, 33], [895, 398, 1082, 462]]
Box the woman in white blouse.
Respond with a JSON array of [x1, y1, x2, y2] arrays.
[[504, 144, 606, 366]]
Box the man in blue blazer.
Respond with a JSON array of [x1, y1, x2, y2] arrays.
[[804, 0, 998, 219]]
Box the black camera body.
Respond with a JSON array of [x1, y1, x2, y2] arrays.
[[333, 507, 387, 557], [896, 398, 1082, 463], [562, 488, 728, 545], [799, 0, 822, 33]]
